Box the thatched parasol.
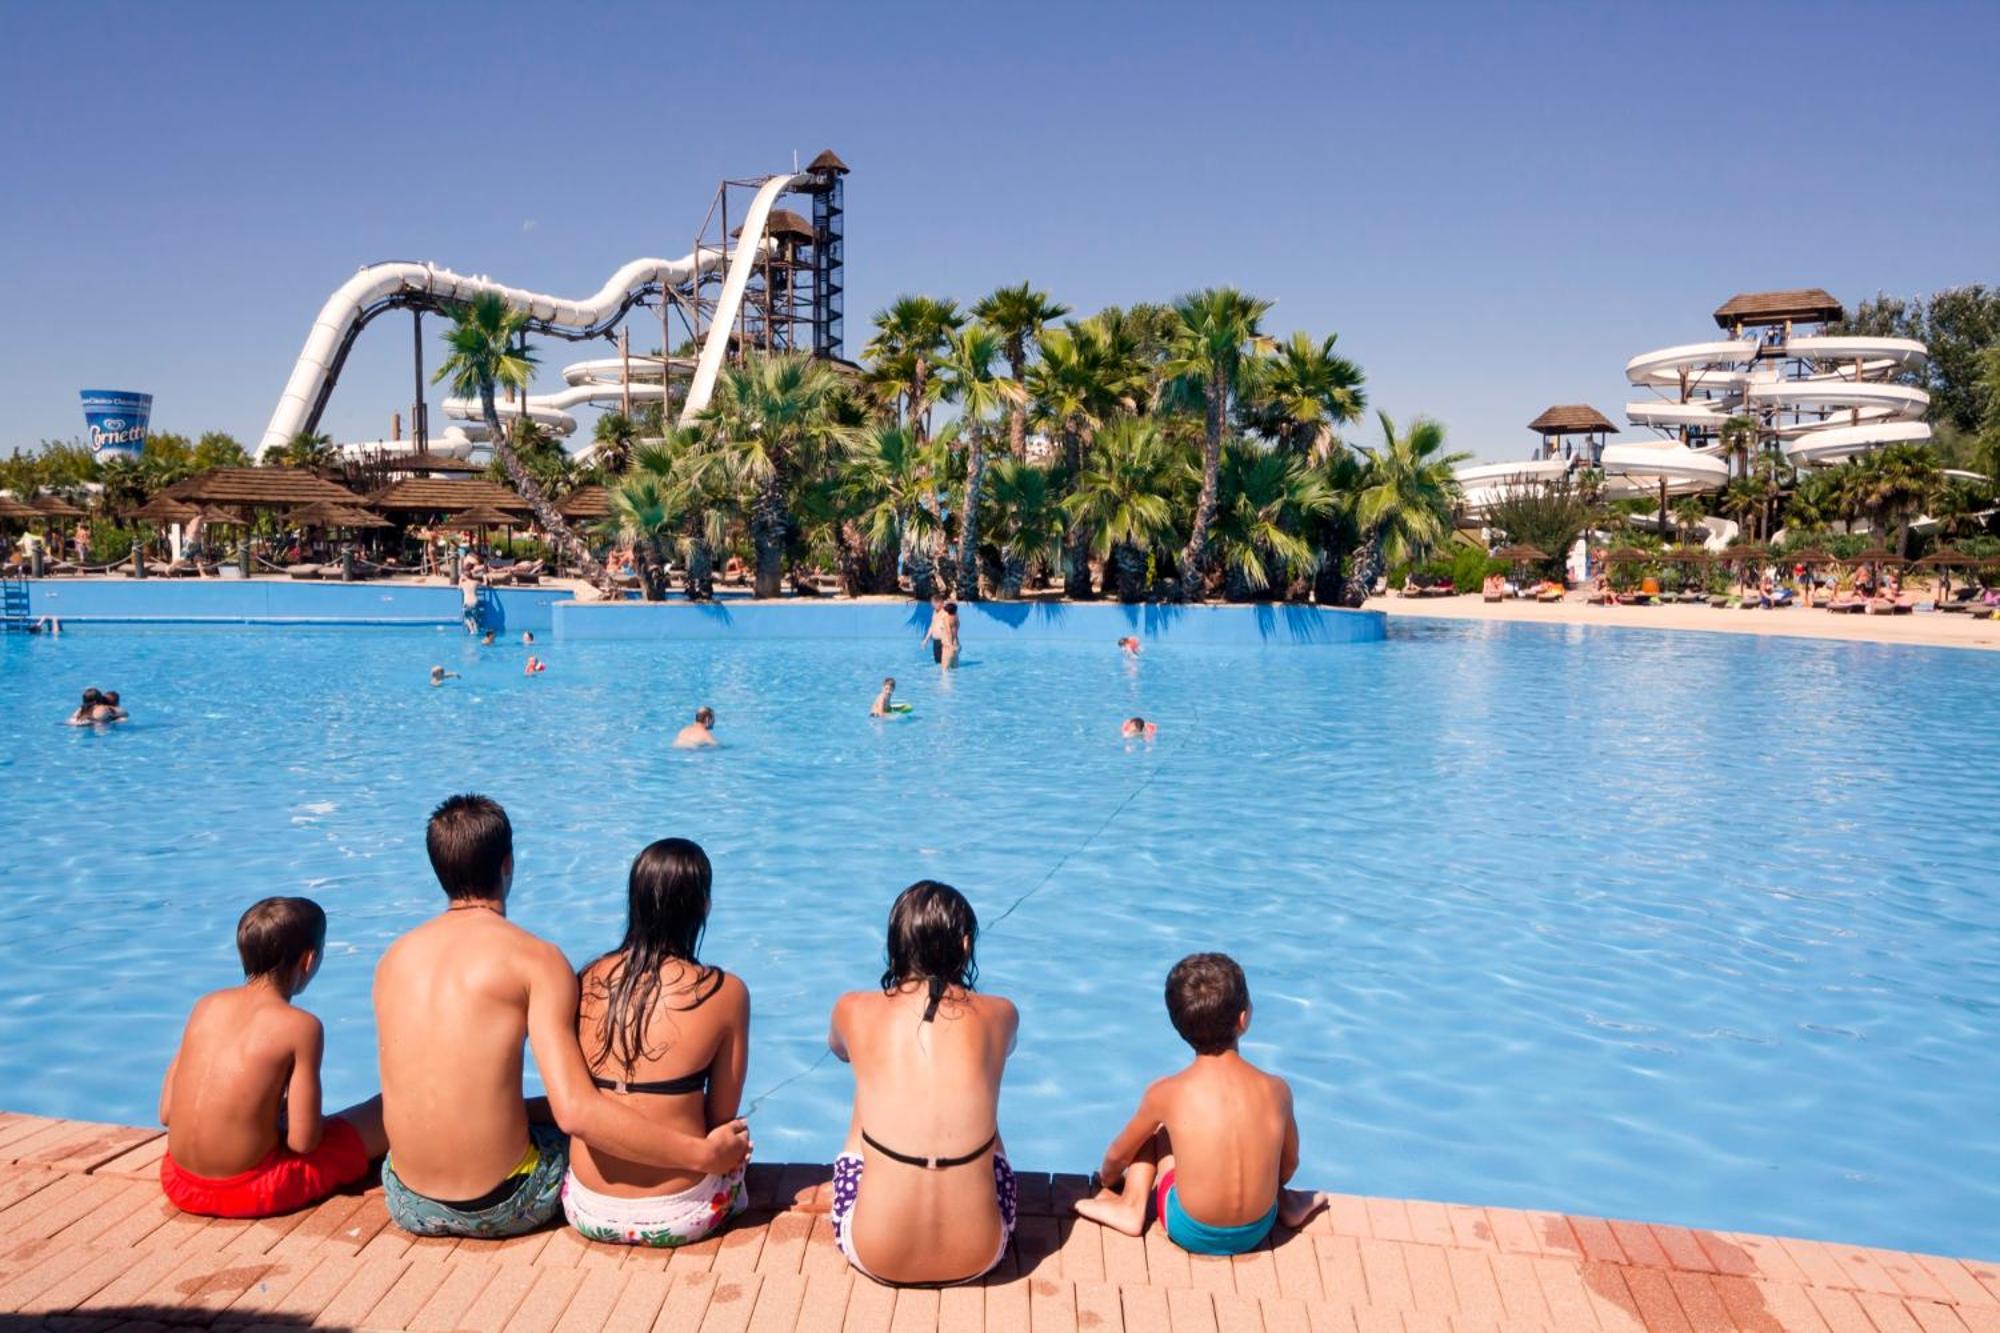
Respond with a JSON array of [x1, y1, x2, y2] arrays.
[[165, 467, 357, 509], [558, 485, 611, 520], [1493, 544, 1547, 563], [1604, 546, 1653, 563], [1787, 547, 1835, 565], [1847, 547, 1904, 565], [127, 494, 198, 524], [0, 495, 45, 522], [31, 495, 87, 519], [442, 505, 522, 529], [1920, 547, 1979, 567], [1661, 546, 1711, 563]]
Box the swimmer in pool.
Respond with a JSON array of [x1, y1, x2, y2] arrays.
[[673, 706, 717, 749], [521, 631, 535, 646], [524, 656, 546, 676], [94, 690, 129, 724], [480, 630, 495, 646], [871, 678, 897, 717], [1118, 636, 1141, 656], [1122, 717, 1157, 741], [67, 687, 106, 726], [430, 666, 460, 687]]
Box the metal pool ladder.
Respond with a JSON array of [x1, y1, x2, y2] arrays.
[[0, 578, 29, 631]]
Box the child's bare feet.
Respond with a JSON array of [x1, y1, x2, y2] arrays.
[[1278, 1188, 1329, 1230], [1074, 1182, 1148, 1236]]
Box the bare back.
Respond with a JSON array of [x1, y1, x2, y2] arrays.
[[832, 985, 1016, 1283], [162, 987, 320, 1177], [373, 910, 551, 1199], [570, 956, 749, 1196], [1155, 1053, 1295, 1226]]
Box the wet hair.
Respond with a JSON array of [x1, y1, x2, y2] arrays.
[[880, 880, 978, 1020], [79, 687, 104, 707], [425, 793, 512, 901], [1165, 953, 1249, 1056], [881, 677, 895, 689], [944, 602, 958, 614], [101, 691, 120, 706], [1127, 716, 1147, 728], [236, 896, 327, 982], [695, 707, 715, 726], [588, 838, 722, 1075]]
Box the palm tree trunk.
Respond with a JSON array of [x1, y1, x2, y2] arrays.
[[905, 540, 936, 601], [1008, 352, 1027, 460], [1342, 530, 1384, 607], [837, 521, 872, 598], [751, 476, 786, 599], [1001, 553, 1026, 599], [1178, 370, 1226, 601], [1062, 424, 1094, 600], [1115, 540, 1145, 603], [481, 384, 599, 581], [633, 534, 668, 601], [957, 428, 988, 601], [684, 537, 714, 601]]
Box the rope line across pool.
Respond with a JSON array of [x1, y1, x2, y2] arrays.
[[741, 700, 1198, 1119]]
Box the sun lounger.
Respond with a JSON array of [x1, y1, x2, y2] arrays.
[[504, 559, 544, 585]]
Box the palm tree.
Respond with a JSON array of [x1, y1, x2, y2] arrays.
[[1242, 332, 1367, 459], [980, 458, 1065, 598], [1028, 322, 1142, 598], [845, 423, 945, 598], [1851, 442, 1944, 556], [1343, 412, 1467, 606], [1670, 495, 1710, 546], [591, 411, 641, 477], [971, 283, 1070, 460], [696, 353, 857, 598], [272, 431, 337, 475], [939, 326, 1026, 599], [434, 293, 598, 577], [1211, 443, 1335, 600], [1063, 417, 1176, 602], [863, 296, 962, 441], [1163, 288, 1273, 599], [605, 470, 677, 600], [1718, 414, 1759, 479]]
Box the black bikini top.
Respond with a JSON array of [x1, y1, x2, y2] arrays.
[[592, 1067, 708, 1096], [860, 975, 997, 1170]]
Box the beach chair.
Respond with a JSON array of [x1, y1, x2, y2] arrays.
[[505, 559, 544, 585]]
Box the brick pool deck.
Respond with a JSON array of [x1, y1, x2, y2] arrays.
[[0, 1115, 1993, 1332]]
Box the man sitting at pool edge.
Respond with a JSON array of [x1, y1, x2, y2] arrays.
[[1074, 952, 1326, 1252], [372, 794, 748, 1238]]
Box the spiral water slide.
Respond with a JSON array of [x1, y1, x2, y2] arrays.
[[256, 172, 808, 459], [1620, 335, 1930, 471]]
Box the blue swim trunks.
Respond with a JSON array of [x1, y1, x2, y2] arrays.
[[383, 1122, 569, 1239], [1156, 1169, 1278, 1256]]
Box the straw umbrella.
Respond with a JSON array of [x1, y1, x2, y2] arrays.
[[1920, 547, 1979, 602], [0, 496, 45, 563], [1848, 546, 1903, 596], [441, 505, 520, 556], [1661, 545, 1711, 596], [1492, 544, 1546, 589]]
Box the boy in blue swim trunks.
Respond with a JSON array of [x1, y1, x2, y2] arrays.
[[1074, 953, 1326, 1253]]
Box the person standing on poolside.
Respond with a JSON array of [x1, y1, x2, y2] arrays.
[[372, 795, 747, 1239], [826, 882, 1018, 1286], [673, 707, 717, 749]]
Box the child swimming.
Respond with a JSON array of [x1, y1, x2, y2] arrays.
[[1122, 717, 1157, 741], [524, 656, 546, 676], [870, 677, 904, 717]]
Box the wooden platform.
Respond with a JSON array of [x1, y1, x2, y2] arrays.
[[0, 1114, 1993, 1332]]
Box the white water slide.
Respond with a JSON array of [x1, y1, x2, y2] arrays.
[[257, 171, 808, 459], [1622, 335, 1930, 468]]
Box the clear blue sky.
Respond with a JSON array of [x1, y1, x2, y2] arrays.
[[2, 1, 1995, 463]]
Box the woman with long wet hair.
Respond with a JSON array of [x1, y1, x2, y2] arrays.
[[563, 838, 751, 1247], [826, 880, 1019, 1285]]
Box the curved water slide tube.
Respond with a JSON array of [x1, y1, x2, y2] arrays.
[[1622, 335, 1930, 469], [257, 172, 809, 459], [440, 355, 696, 440]]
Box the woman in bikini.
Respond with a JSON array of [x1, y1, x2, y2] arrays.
[[564, 838, 751, 1248], [828, 881, 1018, 1285]]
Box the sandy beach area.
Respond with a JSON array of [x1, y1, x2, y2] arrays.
[[1374, 592, 2000, 652]]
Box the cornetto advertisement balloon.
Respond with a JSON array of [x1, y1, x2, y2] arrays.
[[80, 390, 153, 460]]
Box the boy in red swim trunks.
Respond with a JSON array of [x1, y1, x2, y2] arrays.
[[158, 897, 387, 1217]]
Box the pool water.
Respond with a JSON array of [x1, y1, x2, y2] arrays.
[[1, 621, 1994, 1257]]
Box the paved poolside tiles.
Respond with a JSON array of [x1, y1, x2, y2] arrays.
[[0, 1115, 1993, 1331]]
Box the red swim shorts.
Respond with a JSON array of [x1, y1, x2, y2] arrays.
[[160, 1118, 370, 1218]]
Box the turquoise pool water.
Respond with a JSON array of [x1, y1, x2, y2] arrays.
[[1, 621, 1994, 1256]]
